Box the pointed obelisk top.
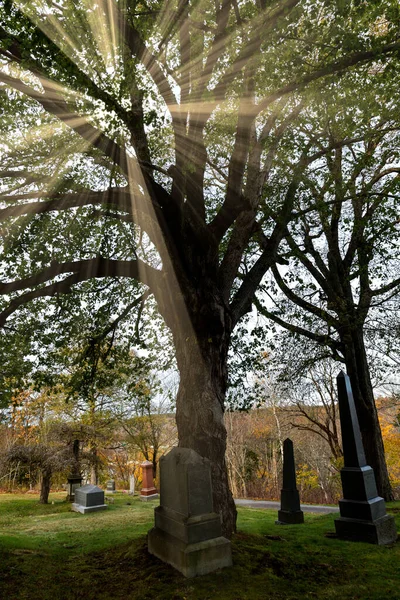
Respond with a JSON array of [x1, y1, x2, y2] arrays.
[[336, 371, 367, 468]]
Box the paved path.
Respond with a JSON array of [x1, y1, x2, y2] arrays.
[[235, 498, 339, 514]]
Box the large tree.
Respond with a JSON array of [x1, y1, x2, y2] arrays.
[[255, 89, 400, 499], [1, 0, 399, 534]]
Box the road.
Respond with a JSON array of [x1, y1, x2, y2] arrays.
[[235, 498, 339, 514]]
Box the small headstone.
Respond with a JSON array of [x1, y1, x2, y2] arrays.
[[148, 447, 232, 578], [140, 461, 158, 501], [334, 371, 397, 545], [129, 475, 135, 495], [106, 480, 116, 493], [66, 439, 83, 502], [66, 474, 83, 502], [276, 438, 304, 525], [71, 484, 108, 514]]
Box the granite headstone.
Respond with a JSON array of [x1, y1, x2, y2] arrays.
[[66, 439, 82, 502], [148, 447, 232, 577], [276, 438, 304, 525], [140, 460, 158, 501], [106, 480, 116, 493], [72, 484, 108, 514], [334, 371, 397, 544], [66, 474, 83, 502]]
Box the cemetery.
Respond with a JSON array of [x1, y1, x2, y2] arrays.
[[1, 0, 400, 598], [0, 374, 399, 598], [0, 489, 399, 600]]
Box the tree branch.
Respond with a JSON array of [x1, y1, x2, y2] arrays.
[[0, 257, 161, 296], [253, 296, 342, 359]]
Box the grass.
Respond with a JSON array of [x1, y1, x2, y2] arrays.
[[0, 492, 399, 600]]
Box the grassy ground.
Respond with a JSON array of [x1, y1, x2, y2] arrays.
[[0, 492, 399, 600]]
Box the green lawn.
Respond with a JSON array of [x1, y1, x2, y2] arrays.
[[0, 492, 399, 600]]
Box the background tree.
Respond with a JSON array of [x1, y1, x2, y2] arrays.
[[254, 93, 400, 499], [0, 430, 78, 503], [119, 388, 177, 478]]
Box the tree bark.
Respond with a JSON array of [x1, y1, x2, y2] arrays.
[[40, 469, 51, 504], [170, 294, 237, 538], [90, 445, 99, 485], [340, 327, 393, 501]]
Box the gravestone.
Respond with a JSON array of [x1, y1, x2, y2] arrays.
[[106, 480, 116, 493], [276, 438, 304, 525], [129, 475, 135, 495], [140, 460, 158, 501], [66, 474, 83, 502], [66, 439, 83, 501], [334, 371, 397, 544], [148, 447, 232, 578], [71, 484, 108, 514]]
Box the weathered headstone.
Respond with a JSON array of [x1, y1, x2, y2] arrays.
[[71, 484, 108, 514], [334, 371, 397, 544], [148, 447, 232, 577], [276, 438, 304, 525], [140, 460, 158, 501], [66, 439, 83, 502], [129, 475, 135, 495], [66, 474, 83, 502], [106, 479, 116, 493]]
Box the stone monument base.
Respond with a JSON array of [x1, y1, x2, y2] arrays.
[[148, 526, 232, 578], [335, 514, 397, 545], [140, 493, 159, 502], [276, 509, 304, 525], [71, 503, 108, 514]]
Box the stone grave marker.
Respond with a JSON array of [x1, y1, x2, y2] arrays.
[[72, 484, 108, 514], [129, 475, 135, 495], [334, 371, 397, 544], [148, 447, 232, 578], [276, 438, 304, 525], [106, 479, 116, 493], [66, 439, 83, 502], [66, 474, 83, 502], [140, 460, 158, 501]]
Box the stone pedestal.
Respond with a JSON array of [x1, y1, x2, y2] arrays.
[[66, 474, 83, 502], [276, 438, 304, 525], [148, 447, 232, 577], [334, 372, 397, 545], [72, 484, 108, 514], [140, 461, 158, 501]]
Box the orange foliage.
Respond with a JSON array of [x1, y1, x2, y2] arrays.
[[377, 397, 400, 489]]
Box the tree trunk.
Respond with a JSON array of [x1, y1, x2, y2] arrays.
[[173, 324, 237, 538], [40, 469, 51, 504], [90, 445, 98, 485], [340, 327, 393, 501]]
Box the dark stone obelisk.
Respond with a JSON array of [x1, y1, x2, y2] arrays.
[[334, 371, 397, 544], [276, 438, 304, 525]]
